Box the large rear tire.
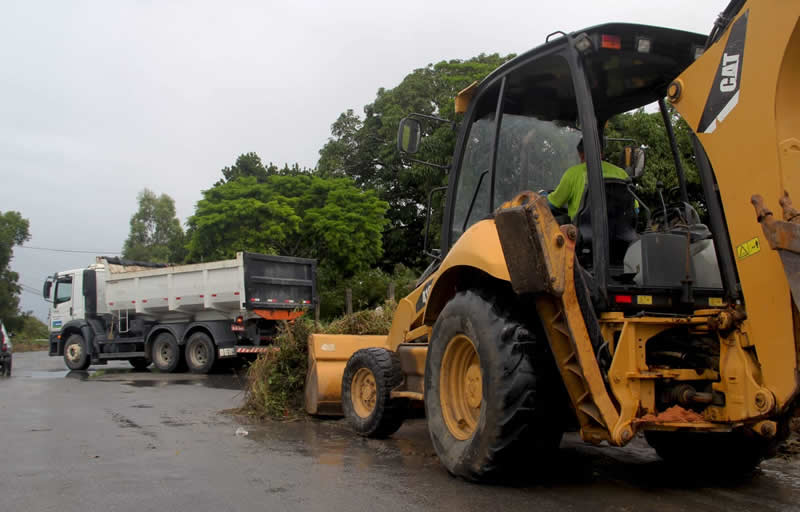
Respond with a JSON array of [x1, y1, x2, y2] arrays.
[[425, 289, 565, 481], [342, 348, 408, 438], [151, 332, 181, 373], [63, 334, 90, 371], [645, 427, 787, 475], [185, 332, 216, 374]]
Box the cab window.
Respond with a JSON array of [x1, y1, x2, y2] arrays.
[[450, 84, 500, 243], [55, 278, 72, 304], [494, 54, 582, 206]]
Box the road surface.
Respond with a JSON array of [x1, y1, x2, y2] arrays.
[[1, 351, 799, 511]]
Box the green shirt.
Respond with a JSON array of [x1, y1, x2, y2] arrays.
[[548, 161, 630, 219]]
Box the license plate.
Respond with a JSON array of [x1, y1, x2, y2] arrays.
[[219, 347, 236, 357], [231, 325, 245, 332]]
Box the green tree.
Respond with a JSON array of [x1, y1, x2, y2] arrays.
[[186, 174, 388, 275], [317, 53, 514, 271], [604, 106, 702, 213], [0, 211, 31, 331], [122, 189, 186, 263], [216, 153, 312, 186]]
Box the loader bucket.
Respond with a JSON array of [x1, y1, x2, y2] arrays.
[[304, 334, 390, 416]]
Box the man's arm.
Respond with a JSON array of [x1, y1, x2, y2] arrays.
[[547, 168, 574, 209]]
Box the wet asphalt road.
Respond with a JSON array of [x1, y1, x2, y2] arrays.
[[2, 352, 800, 512]]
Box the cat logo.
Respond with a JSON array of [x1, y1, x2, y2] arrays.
[[719, 53, 740, 92]]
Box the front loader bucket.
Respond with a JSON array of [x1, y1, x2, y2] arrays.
[[304, 334, 389, 416]]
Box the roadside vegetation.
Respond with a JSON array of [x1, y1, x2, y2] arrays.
[[8, 314, 48, 352], [237, 302, 396, 419]]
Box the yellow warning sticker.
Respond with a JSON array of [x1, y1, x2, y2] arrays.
[[709, 297, 724, 307], [637, 295, 653, 305], [736, 237, 761, 260]]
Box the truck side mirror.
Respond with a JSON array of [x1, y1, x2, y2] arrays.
[[397, 117, 422, 154], [43, 278, 53, 302]]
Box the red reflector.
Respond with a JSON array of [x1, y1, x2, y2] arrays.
[[142, 299, 147, 303], [200, 294, 204, 298], [109, 302, 114, 306], [250, 298, 257, 302], [601, 34, 621, 50], [614, 295, 633, 304], [212, 294, 217, 297], [131, 300, 136, 304], [164, 298, 168, 301], [234, 292, 240, 295], [176, 297, 181, 300]]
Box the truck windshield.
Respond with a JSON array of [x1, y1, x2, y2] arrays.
[[55, 278, 72, 304]]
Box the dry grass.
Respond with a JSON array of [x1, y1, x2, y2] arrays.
[[237, 301, 396, 420], [11, 339, 49, 353]]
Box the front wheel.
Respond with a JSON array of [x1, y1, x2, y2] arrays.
[[425, 290, 565, 481], [342, 348, 407, 438], [63, 334, 90, 371], [185, 332, 216, 374]]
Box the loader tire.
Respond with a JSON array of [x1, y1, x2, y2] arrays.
[[645, 426, 787, 475], [64, 334, 90, 371], [151, 332, 181, 373], [342, 348, 408, 438], [425, 290, 565, 482]]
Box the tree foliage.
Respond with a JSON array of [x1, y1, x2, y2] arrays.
[[317, 53, 514, 270], [0, 211, 31, 331], [122, 189, 186, 263], [605, 106, 703, 212], [186, 174, 388, 275]]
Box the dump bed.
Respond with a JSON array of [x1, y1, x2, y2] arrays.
[[101, 252, 316, 318]]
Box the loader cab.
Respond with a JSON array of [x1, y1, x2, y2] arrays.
[[401, 23, 728, 311]]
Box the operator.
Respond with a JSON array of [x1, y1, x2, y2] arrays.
[[547, 138, 630, 220]]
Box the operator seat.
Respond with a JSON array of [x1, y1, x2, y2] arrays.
[[575, 178, 639, 268]]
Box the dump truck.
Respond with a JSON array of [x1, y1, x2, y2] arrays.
[[44, 252, 316, 373], [305, 0, 800, 480]]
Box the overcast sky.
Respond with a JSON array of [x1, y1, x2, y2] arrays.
[[1, 0, 722, 321]]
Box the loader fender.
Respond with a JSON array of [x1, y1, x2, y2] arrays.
[[421, 219, 511, 325]]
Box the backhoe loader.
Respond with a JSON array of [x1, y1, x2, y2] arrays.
[[305, 0, 800, 480]]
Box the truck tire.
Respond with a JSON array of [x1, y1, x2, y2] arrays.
[[645, 427, 787, 475], [151, 332, 181, 373], [129, 358, 151, 371], [185, 332, 216, 374], [342, 348, 408, 438], [63, 334, 91, 371], [424, 290, 564, 481]]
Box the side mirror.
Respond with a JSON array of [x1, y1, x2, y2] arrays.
[[43, 278, 53, 301], [624, 146, 646, 178], [397, 117, 422, 154]]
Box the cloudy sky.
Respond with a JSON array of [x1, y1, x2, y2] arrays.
[[1, 0, 722, 321]]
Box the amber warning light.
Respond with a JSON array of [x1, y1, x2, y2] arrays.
[[601, 34, 622, 50]]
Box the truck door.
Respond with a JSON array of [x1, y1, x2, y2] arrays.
[[50, 273, 77, 332]]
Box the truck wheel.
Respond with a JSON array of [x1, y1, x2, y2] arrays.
[[342, 348, 408, 438], [129, 358, 151, 371], [63, 334, 91, 371], [152, 333, 181, 373], [185, 332, 216, 374], [645, 427, 786, 475], [424, 290, 564, 481]]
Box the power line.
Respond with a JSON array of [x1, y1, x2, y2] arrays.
[[16, 245, 121, 255]]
